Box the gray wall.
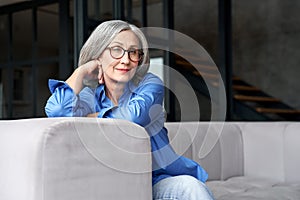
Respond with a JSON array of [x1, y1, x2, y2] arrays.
[[232, 1, 300, 109], [141, 0, 300, 110]]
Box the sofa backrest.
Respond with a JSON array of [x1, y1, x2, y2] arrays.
[[166, 121, 300, 184], [164, 122, 193, 159], [241, 122, 300, 183], [165, 122, 244, 181]]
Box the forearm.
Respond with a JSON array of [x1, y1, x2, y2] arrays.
[[87, 112, 99, 117], [45, 79, 97, 117], [66, 60, 101, 95], [66, 68, 85, 95]]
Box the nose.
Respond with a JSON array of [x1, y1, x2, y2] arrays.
[[120, 52, 130, 65]]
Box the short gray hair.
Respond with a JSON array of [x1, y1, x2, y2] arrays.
[[78, 20, 150, 85]]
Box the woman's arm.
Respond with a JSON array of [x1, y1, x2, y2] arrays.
[[45, 81, 97, 117], [100, 74, 165, 127], [45, 60, 102, 117], [66, 60, 101, 95]]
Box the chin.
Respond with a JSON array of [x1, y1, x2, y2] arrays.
[[115, 73, 135, 83], [116, 77, 133, 84], [108, 75, 131, 84]]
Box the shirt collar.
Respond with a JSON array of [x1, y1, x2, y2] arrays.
[[95, 80, 138, 103], [95, 84, 106, 103]]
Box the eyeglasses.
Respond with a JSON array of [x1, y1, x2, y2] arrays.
[[106, 46, 144, 62]]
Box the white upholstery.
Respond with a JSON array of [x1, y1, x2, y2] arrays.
[[284, 123, 300, 183], [206, 176, 300, 200], [166, 122, 300, 200], [242, 122, 288, 181], [1, 118, 300, 200], [164, 122, 193, 159], [0, 118, 152, 200], [166, 122, 244, 181]]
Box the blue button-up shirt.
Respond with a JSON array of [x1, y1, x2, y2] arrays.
[[45, 72, 208, 185]]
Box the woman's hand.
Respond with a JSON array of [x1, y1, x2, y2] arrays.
[[66, 60, 102, 94], [98, 63, 104, 84], [86, 112, 100, 117], [81, 60, 103, 88]]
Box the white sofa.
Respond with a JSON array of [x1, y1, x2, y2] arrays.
[[166, 122, 300, 200], [1, 118, 300, 200], [0, 118, 152, 200]]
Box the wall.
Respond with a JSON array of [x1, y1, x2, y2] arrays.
[[140, 0, 300, 111], [2, 0, 300, 119], [232, 0, 300, 109]]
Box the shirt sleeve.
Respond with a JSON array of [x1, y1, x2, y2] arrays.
[[45, 79, 96, 117], [99, 75, 164, 129], [151, 128, 209, 185]]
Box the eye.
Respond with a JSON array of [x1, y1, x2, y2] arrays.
[[109, 46, 124, 58], [128, 49, 139, 55], [111, 46, 123, 54]]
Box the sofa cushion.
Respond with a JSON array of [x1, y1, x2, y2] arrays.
[[207, 176, 300, 200]]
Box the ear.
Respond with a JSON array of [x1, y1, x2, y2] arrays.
[[95, 59, 101, 67]]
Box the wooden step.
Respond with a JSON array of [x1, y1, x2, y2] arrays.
[[176, 55, 213, 64], [233, 85, 260, 91], [256, 107, 300, 114], [193, 70, 219, 80], [234, 95, 280, 102], [176, 60, 217, 72], [174, 49, 212, 61], [232, 76, 242, 81]]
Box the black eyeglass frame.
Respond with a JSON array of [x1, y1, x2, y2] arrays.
[[106, 46, 144, 62]]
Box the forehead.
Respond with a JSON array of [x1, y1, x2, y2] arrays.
[[110, 30, 140, 47]]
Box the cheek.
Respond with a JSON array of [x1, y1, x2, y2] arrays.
[[132, 62, 139, 70], [101, 60, 114, 74], [99, 52, 114, 73], [130, 66, 138, 77], [101, 63, 110, 74]]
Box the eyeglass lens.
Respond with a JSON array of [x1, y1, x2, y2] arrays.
[[109, 46, 142, 62]]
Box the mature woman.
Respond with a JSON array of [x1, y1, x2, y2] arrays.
[[45, 20, 214, 200]]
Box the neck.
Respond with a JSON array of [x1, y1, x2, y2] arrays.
[[105, 79, 126, 106]]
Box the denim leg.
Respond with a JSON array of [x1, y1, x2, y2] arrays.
[[153, 175, 215, 200]]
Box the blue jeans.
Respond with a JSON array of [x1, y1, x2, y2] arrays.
[[153, 175, 215, 200]]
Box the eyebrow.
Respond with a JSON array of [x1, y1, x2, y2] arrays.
[[110, 41, 139, 48]]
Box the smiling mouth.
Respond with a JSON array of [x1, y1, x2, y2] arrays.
[[115, 68, 131, 72]]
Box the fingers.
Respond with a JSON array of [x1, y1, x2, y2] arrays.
[[98, 64, 104, 84], [91, 60, 101, 74], [98, 60, 120, 84], [79, 60, 98, 75], [83, 59, 120, 85], [86, 112, 99, 118]]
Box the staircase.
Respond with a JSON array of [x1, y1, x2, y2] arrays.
[[232, 76, 300, 121], [174, 53, 300, 121]]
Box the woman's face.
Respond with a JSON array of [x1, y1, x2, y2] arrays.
[[99, 30, 141, 85]]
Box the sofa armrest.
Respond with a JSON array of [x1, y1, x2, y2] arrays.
[[0, 117, 152, 200]]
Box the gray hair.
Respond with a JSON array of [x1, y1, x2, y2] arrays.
[[78, 20, 150, 85]]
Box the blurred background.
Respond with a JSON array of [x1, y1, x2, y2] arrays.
[[1, 0, 300, 121]]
